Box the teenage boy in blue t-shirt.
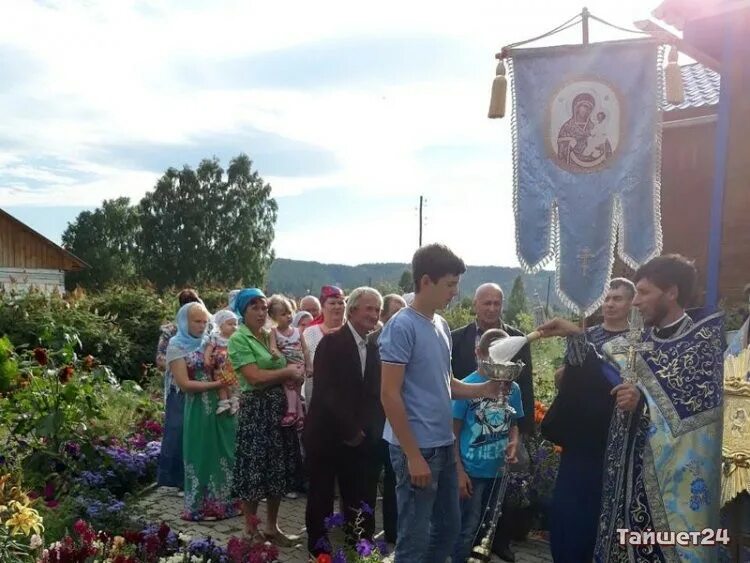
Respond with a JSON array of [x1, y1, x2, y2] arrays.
[[451, 329, 523, 562], [379, 243, 503, 562]]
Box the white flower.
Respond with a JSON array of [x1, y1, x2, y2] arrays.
[[158, 555, 201, 563], [30, 533, 43, 548]]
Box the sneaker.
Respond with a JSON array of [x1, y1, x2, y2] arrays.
[[216, 400, 231, 415]]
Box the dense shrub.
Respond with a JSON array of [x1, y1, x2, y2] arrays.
[[196, 287, 232, 313], [85, 285, 174, 379], [0, 291, 132, 378]]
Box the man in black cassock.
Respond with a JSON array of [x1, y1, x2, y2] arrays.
[[541, 278, 634, 562]]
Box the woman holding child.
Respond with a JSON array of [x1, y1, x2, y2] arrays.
[[228, 288, 305, 545], [167, 301, 239, 521]]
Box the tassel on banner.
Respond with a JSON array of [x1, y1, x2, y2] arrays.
[[721, 455, 750, 507], [665, 45, 685, 105], [488, 59, 507, 119]]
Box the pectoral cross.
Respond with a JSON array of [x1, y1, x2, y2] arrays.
[[610, 310, 654, 383], [578, 247, 592, 277]]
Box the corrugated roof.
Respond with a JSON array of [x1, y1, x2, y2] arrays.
[[663, 62, 720, 112]]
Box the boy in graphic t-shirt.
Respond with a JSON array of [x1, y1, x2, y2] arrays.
[[452, 328, 523, 563]]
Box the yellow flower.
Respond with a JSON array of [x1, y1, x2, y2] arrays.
[[4, 502, 44, 536], [11, 490, 30, 506]]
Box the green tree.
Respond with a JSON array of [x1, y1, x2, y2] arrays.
[[62, 197, 140, 290], [374, 280, 400, 297], [504, 275, 529, 325], [398, 270, 413, 293], [139, 154, 278, 289]]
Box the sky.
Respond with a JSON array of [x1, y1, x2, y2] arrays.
[[1, 0, 662, 266]]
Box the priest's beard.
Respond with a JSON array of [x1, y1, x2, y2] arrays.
[[647, 299, 671, 328]]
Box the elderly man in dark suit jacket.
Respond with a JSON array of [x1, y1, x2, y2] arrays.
[[304, 287, 385, 556], [451, 283, 534, 434], [450, 283, 534, 562]]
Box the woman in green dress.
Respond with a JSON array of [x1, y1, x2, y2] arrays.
[[167, 302, 240, 521], [229, 288, 305, 545]]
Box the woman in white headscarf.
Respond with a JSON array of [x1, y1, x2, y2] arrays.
[[168, 302, 239, 521]]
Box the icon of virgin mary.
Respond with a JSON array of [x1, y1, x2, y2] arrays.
[[557, 92, 613, 171]]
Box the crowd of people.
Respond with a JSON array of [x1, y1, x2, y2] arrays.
[[153, 243, 728, 563]]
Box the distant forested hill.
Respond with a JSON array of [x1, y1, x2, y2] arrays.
[[266, 258, 560, 307]]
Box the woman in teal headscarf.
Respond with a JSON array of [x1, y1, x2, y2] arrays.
[[229, 288, 305, 545], [167, 301, 239, 521]]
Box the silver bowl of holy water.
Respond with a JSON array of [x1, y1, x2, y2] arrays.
[[476, 340, 525, 412], [477, 359, 525, 383], [479, 336, 526, 382]]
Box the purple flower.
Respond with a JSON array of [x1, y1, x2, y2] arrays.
[[145, 441, 162, 460], [375, 540, 389, 555], [64, 441, 81, 458], [332, 548, 347, 563], [188, 537, 214, 554], [360, 501, 374, 516], [324, 512, 345, 530], [107, 500, 125, 513], [356, 539, 374, 557], [314, 536, 331, 553], [85, 500, 104, 518], [78, 471, 106, 487]]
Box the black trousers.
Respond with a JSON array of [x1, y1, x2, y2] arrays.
[[378, 439, 398, 544], [305, 440, 381, 555]]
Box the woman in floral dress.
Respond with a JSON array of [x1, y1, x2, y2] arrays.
[[229, 288, 305, 545], [167, 302, 239, 521]]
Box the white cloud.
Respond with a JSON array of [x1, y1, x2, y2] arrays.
[[1, 0, 661, 266]]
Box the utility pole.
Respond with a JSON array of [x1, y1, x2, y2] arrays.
[[418, 195, 424, 247]]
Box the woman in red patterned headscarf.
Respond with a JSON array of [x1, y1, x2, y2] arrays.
[[301, 285, 345, 406]]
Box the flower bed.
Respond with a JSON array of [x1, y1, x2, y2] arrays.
[[501, 400, 561, 538], [0, 333, 166, 559], [312, 503, 389, 563], [37, 519, 279, 563]]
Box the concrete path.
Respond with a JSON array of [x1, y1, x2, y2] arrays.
[[137, 487, 553, 562]]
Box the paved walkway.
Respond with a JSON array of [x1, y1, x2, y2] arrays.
[[137, 487, 553, 562]]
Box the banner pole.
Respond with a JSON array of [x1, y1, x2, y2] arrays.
[[582, 7, 590, 45]]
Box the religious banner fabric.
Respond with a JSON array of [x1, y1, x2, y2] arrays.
[[509, 39, 663, 315]]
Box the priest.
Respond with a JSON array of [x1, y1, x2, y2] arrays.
[[538, 255, 724, 563]]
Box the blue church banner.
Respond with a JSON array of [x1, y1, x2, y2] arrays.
[[509, 39, 663, 315]]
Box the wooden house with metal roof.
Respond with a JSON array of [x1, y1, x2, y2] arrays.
[[0, 208, 87, 293]]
